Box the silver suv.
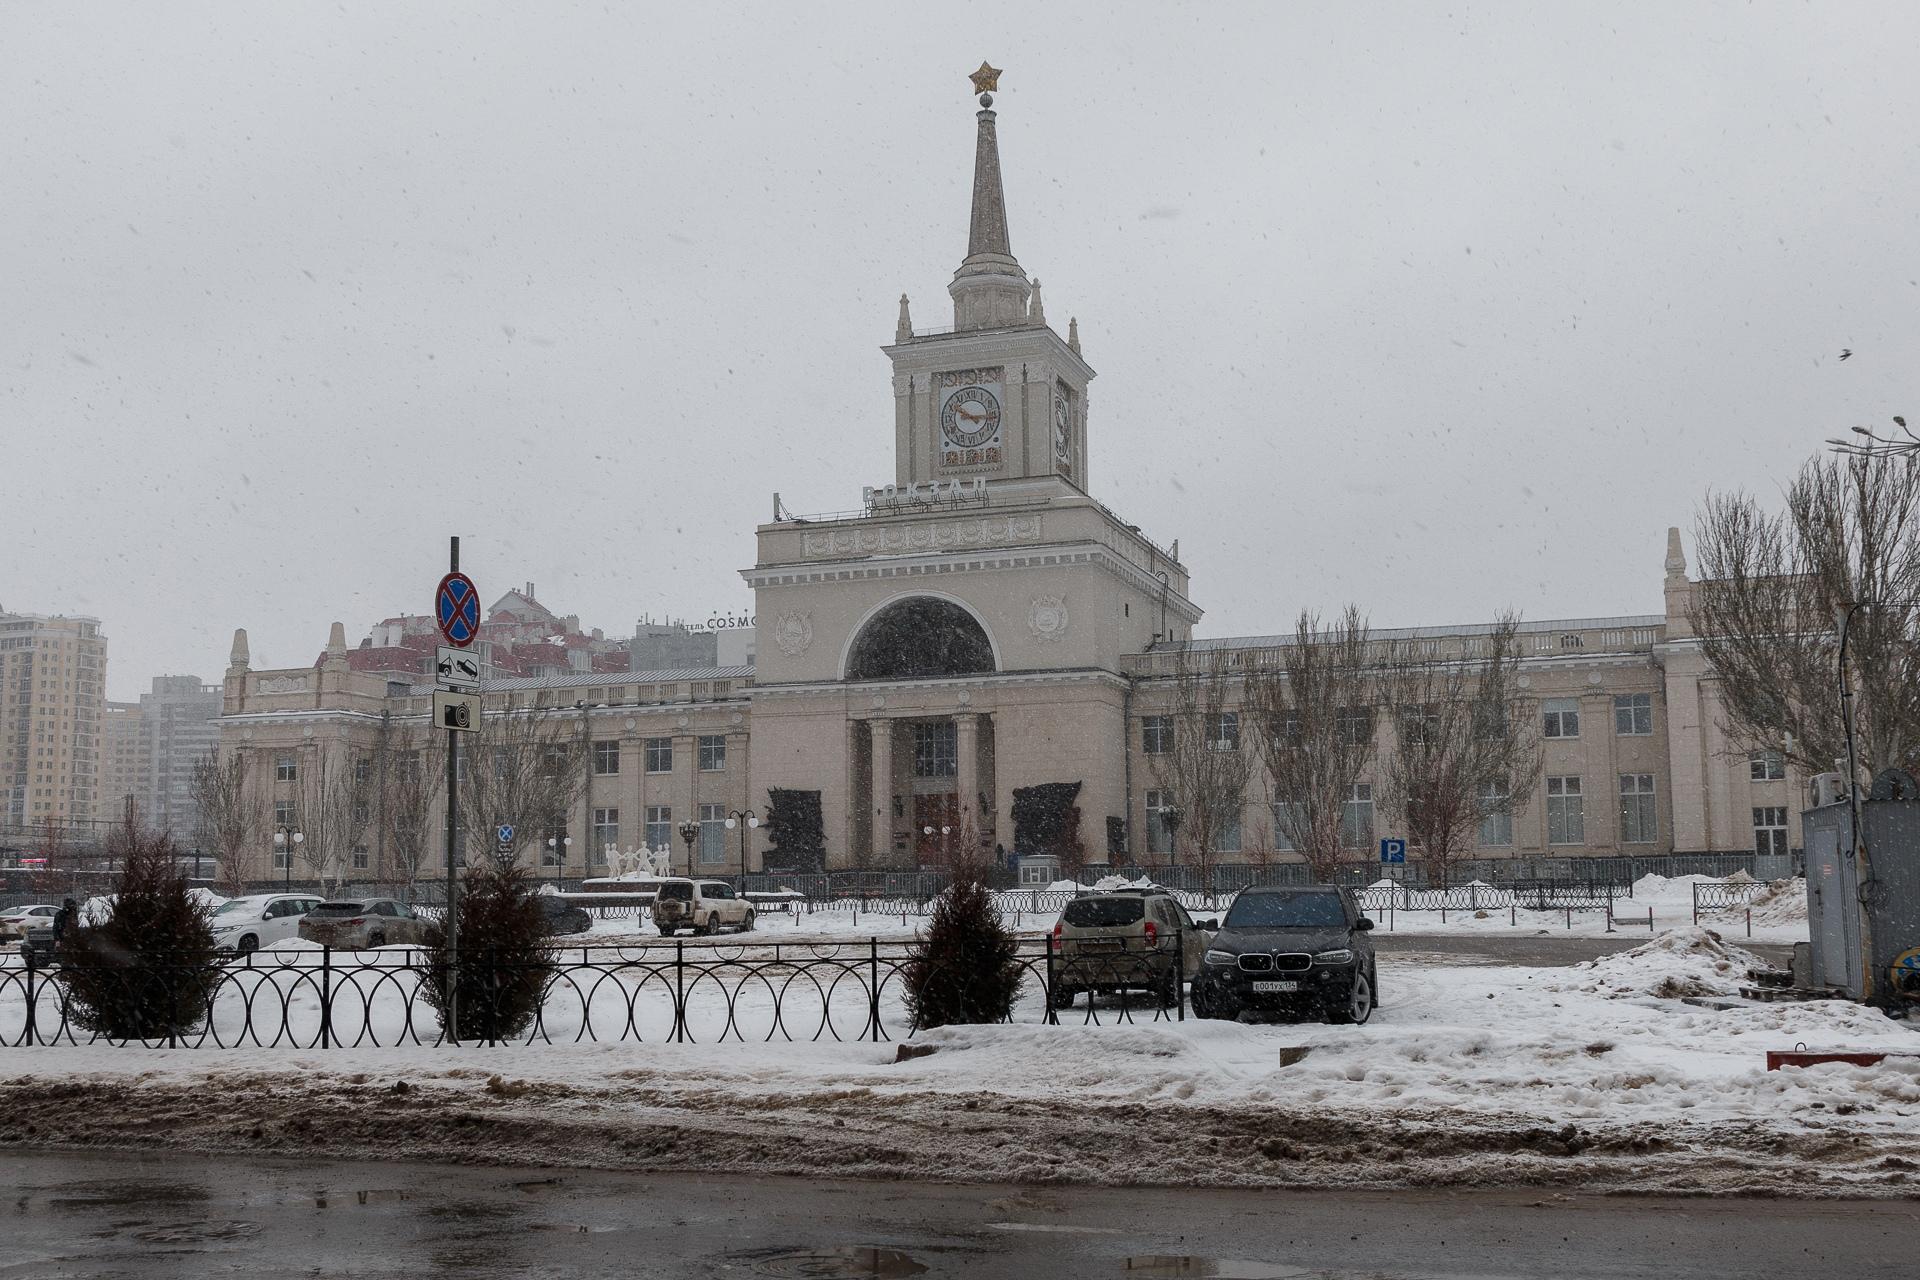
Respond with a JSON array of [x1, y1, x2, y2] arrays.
[[1049, 889, 1215, 1010], [651, 878, 754, 936]]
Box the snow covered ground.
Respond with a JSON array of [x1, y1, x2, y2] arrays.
[[4, 927, 1914, 1197]]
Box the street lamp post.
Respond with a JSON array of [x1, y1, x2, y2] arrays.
[[274, 825, 304, 892], [677, 819, 700, 875], [921, 823, 953, 868], [546, 833, 573, 878], [725, 809, 762, 884]]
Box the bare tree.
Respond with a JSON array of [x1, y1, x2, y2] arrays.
[[190, 749, 260, 892], [295, 755, 371, 897], [1148, 645, 1255, 886], [379, 724, 441, 896], [1376, 616, 1540, 888], [1693, 452, 1920, 778], [454, 706, 590, 869], [1245, 608, 1378, 883]]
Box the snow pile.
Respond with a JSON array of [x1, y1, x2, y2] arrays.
[[1090, 875, 1160, 892], [1550, 927, 1760, 999], [1740, 879, 1809, 929]]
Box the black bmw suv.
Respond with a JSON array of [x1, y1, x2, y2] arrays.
[[1190, 886, 1377, 1024]]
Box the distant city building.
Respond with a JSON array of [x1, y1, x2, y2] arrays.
[[350, 582, 631, 682], [133, 676, 223, 839], [99, 700, 142, 823], [0, 610, 107, 831], [631, 622, 717, 672]]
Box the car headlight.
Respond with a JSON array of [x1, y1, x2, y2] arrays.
[[1313, 949, 1353, 964], [1203, 949, 1237, 966]]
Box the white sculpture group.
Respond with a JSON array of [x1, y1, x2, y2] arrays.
[[602, 843, 672, 880]]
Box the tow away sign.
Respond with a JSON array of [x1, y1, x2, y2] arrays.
[[436, 646, 480, 691]]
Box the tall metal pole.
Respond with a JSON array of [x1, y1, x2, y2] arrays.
[[1836, 602, 1876, 1001], [445, 535, 462, 1042]]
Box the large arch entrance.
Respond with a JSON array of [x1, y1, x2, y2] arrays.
[[844, 596, 996, 682]]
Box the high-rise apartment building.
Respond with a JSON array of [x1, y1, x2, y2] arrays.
[[135, 676, 223, 838], [0, 611, 108, 831], [99, 700, 143, 824]]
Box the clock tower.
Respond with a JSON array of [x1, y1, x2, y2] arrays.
[[882, 67, 1094, 494]]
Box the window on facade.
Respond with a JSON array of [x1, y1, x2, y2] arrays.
[[698, 802, 726, 865], [352, 800, 370, 829], [1546, 776, 1584, 845], [645, 737, 673, 773], [351, 845, 369, 870], [353, 756, 372, 784], [1270, 801, 1301, 852], [1400, 705, 1438, 748], [593, 807, 619, 852], [1477, 780, 1513, 847], [1207, 712, 1240, 751], [1212, 800, 1242, 853], [1141, 715, 1172, 755], [1614, 694, 1653, 736], [273, 845, 291, 871], [697, 735, 726, 772], [1753, 806, 1788, 857], [1270, 713, 1303, 750], [1340, 783, 1374, 849], [1543, 699, 1580, 739], [273, 799, 297, 828], [913, 721, 958, 778], [593, 740, 620, 775], [1749, 750, 1785, 781], [1619, 773, 1657, 844], [645, 805, 671, 851], [1336, 707, 1373, 747], [275, 755, 297, 783], [1145, 789, 1174, 856]]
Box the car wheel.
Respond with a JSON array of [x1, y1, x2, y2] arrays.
[[1328, 970, 1373, 1025], [742, 910, 755, 932], [237, 934, 259, 955], [1048, 985, 1078, 1010], [706, 914, 720, 936], [368, 932, 387, 949], [1193, 984, 1237, 1021], [1155, 969, 1180, 1009]]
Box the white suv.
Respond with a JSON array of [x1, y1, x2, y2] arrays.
[[652, 879, 754, 936], [210, 893, 325, 953]]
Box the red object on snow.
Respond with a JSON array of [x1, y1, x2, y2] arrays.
[[1765, 1049, 1917, 1070]]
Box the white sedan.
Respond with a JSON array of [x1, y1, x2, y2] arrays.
[[0, 904, 58, 941], [210, 893, 325, 954]]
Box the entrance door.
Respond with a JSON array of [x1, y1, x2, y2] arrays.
[[914, 793, 959, 864]]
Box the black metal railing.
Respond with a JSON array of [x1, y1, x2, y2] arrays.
[[0, 935, 1195, 1050]]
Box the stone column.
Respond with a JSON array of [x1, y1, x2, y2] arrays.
[[869, 719, 894, 864], [955, 712, 981, 853]]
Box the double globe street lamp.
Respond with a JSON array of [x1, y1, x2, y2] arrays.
[[724, 809, 764, 881], [274, 825, 304, 892]]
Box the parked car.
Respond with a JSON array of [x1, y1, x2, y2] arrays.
[[297, 899, 434, 949], [1049, 889, 1216, 1009], [538, 895, 593, 936], [651, 878, 754, 936], [0, 904, 58, 942], [1190, 886, 1377, 1024], [209, 893, 325, 954]]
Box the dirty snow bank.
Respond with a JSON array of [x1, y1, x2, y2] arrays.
[[1549, 926, 1762, 999]]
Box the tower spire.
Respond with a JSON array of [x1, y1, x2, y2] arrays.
[[950, 62, 1031, 331]]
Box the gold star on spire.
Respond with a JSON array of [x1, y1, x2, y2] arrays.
[[969, 62, 1002, 95]]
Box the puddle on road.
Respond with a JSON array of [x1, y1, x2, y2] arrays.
[[356, 1189, 413, 1206], [737, 1245, 930, 1277], [132, 1220, 261, 1246], [1123, 1260, 1310, 1278]]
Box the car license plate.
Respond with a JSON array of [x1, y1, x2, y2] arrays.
[[1251, 980, 1299, 994]]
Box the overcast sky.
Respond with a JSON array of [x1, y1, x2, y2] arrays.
[[5, 2, 1917, 700]]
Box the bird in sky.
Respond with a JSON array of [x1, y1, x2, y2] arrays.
[[1840, 349, 1853, 361]]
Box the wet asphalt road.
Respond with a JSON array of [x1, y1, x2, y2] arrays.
[[3, 1150, 1915, 1279]]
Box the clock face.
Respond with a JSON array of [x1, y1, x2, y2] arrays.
[[941, 384, 1003, 450], [1053, 392, 1071, 455]]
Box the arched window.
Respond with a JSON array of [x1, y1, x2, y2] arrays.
[[846, 597, 995, 681]]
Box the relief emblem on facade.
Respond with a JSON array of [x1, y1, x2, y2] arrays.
[[257, 675, 309, 695], [773, 610, 815, 657], [1028, 595, 1069, 642]]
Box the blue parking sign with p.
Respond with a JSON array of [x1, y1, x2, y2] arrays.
[[1379, 838, 1407, 864]]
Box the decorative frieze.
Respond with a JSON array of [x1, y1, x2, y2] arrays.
[[801, 514, 1043, 559]]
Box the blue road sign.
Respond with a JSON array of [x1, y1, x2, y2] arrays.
[[436, 572, 481, 647], [1379, 838, 1407, 864], [496, 823, 515, 845]]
